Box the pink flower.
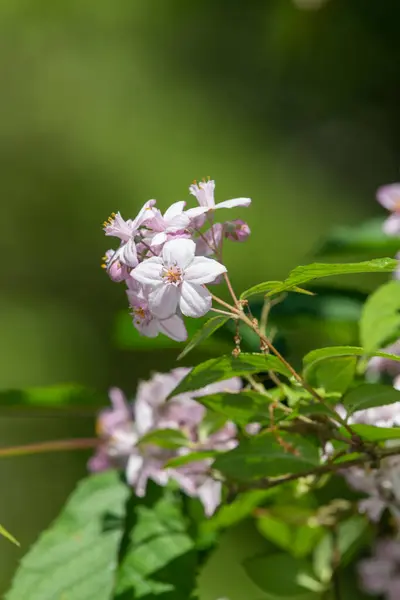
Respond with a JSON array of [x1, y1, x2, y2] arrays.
[[195, 224, 224, 257], [131, 238, 227, 319], [186, 179, 251, 218], [377, 184, 400, 236], [224, 219, 251, 242], [359, 539, 400, 600], [102, 249, 129, 282], [129, 292, 187, 342], [147, 201, 190, 247]]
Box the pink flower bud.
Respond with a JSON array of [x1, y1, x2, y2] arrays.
[[224, 219, 251, 242]]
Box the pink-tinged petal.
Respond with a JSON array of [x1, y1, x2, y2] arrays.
[[131, 257, 163, 286], [215, 197, 251, 209], [121, 239, 138, 268], [180, 281, 212, 317], [377, 184, 400, 211], [88, 449, 112, 473], [134, 396, 154, 435], [126, 453, 144, 486], [185, 206, 210, 219], [108, 259, 129, 282], [189, 180, 216, 208], [151, 231, 167, 247], [197, 478, 222, 516], [184, 256, 227, 284], [383, 214, 400, 236], [164, 201, 186, 221], [162, 238, 196, 269], [136, 318, 159, 338], [132, 199, 157, 229], [149, 284, 180, 319], [104, 212, 133, 241], [166, 213, 190, 231], [158, 314, 187, 341], [224, 219, 251, 242], [192, 377, 242, 398]]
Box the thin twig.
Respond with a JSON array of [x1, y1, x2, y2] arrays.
[[210, 308, 238, 318], [0, 438, 98, 458]]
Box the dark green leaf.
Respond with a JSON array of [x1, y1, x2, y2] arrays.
[[343, 424, 400, 442], [315, 218, 399, 257], [267, 258, 397, 296], [6, 472, 129, 600], [304, 356, 357, 394], [177, 316, 230, 360], [360, 281, 400, 352], [342, 383, 400, 415], [0, 524, 19, 547], [213, 433, 320, 481], [167, 354, 292, 398], [240, 281, 314, 300], [303, 345, 400, 367], [115, 484, 197, 599], [194, 391, 286, 426], [139, 428, 190, 450], [244, 553, 322, 599]]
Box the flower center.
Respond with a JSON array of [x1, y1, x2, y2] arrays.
[[162, 265, 182, 285], [133, 307, 146, 320]]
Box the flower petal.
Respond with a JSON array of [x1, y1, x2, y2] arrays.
[[149, 284, 180, 319], [185, 206, 210, 219], [126, 453, 144, 486], [383, 214, 400, 236], [377, 184, 400, 211], [184, 256, 227, 284], [179, 282, 211, 317], [136, 318, 159, 338], [158, 314, 188, 342], [132, 199, 157, 229], [164, 200, 186, 221], [131, 257, 163, 286], [121, 239, 138, 268], [151, 231, 167, 247], [197, 478, 222, 516], [162, 238, 196, 269], [215, 197, 251, 209]]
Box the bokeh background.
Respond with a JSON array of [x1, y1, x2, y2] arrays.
[[1, 0, 400, 596]]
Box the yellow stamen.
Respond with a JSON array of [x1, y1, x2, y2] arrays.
[[101, 264, 107, 269]]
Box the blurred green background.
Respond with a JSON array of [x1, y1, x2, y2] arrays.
[[1, 0, 400, 596]]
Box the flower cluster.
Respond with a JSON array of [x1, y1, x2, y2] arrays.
[[89, 368, 242, 516], [102, 179, 251, 341], [359, 539, 400, 600]]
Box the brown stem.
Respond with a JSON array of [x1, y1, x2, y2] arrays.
[[0, 438, 98, 458], [209, 292, 241, 314], [210, 308, 238, 318], [223, 272, 240, 307]]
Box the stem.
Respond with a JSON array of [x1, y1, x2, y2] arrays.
[[0, 438, 98, 458], [223, 272, 240, 307], [209, 292, 241, 314], [210, 308, 238, 318]]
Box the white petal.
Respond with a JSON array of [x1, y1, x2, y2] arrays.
[[184, 256, 227, 284], [132, 199, 157, 229], [149, 284, 180, 319], [377, 184, 400, 211], [126, 453, 144, 485], [185, 206, 210, 219], [383, 214, 400, 236], [134, 397, 154, 436], [121, 239, 138, 267], [164, 201, 186, 221], [215, 197, 251, 209], [197, 478, 222, 516], [137, 318, 159, 338], [158, 314, 188, 341], [179, 282, 211, 318], [151, 231, 167, 247], [131, 257, 163, 285], [162, 238, 196, 269]]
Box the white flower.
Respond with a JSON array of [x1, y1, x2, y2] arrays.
[[131, 238, 227, 319], [147, 201, 190, 247], [186, 179, 251, 218], [376, 184, 400, 236]]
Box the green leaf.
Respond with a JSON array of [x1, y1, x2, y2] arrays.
[[138, 428, 190, 450], [342, 383, 400, 415], [343, 424, 400, 442], [243, 553, 321, 599], [240, 281, 315, 300], [360, 281, 400, 352], [256, 510, 323, 558], [267, 258, 397, 296], [313, 516, 370, 584], [167, 353, 292, 398], [315, 218, 399, 257], [164, 450, 219, 468], [303, 345, 400, 367], [194, 391, 286, 426], [213, 433, 320, 481], [6, 472, 129, 600], [115, 484, 197, 598], [0, 523, 20, 547], [177, 315, 230, 360], [0, 383, 104, 410], [203, 489, 278, 533], [304, 356, 357, 394]]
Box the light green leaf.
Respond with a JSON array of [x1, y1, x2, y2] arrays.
[[360, 281, 400, 352], [6, 472, 129, 600], [194, 390, 286, 426], [243, 553, 321, 599], [256, 511, 323, 559], [213, 432, 320, 481], [267, 258, 397, 296], [138, 428, 190, 450], [240, 281, 315, 300], [304, 356, 357, 394], [315, 218, 399, 257], [167, 353, 292, 398], [0, 523, 19, 547], [115, 484, 197, 598], [303, 345, 400, 367], [164, 450, 219, 469], [343, 424, 400, 442], [0, 383, 104, 410], [313, 516, 370, 584], [203, 489, 278, 533], [178, 315, 230, 360], [342, 383, 400, 415]]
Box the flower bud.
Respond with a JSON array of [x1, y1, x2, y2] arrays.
[[224, 219, 250, 242]]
